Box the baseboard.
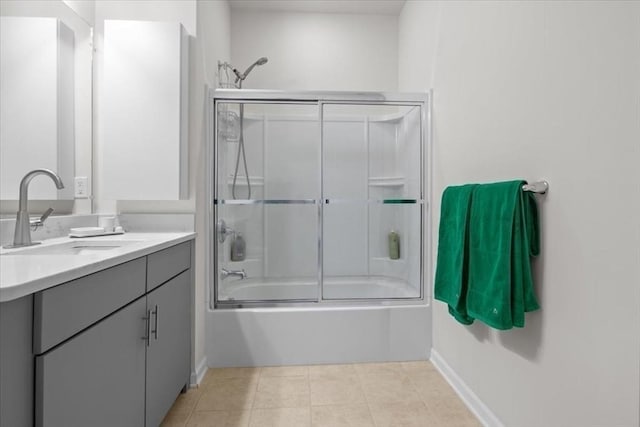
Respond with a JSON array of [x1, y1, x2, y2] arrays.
[[190, 356, 208, 387], [430, 350, 504, 427]]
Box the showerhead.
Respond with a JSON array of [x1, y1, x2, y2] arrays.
[[232, 56, 269, 87]]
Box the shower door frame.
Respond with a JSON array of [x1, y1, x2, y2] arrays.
[[207, 89, 432, 309]]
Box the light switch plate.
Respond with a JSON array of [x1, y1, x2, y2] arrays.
[[74, 176, 89, 198]]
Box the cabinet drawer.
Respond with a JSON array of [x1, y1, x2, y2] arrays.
[[34, 258, 146, 354], [147, 241, 190, 291]]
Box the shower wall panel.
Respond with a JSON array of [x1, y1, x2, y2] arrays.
[[263, 118, 318, 199], [226, 111, 421, 287]]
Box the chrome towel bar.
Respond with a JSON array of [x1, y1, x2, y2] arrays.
[[522, 181, 549, 194]]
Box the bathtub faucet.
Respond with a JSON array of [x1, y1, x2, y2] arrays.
[[220, 268, 247, 280]]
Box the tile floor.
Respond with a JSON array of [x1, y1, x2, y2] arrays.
[[161, 361, 481, 427]]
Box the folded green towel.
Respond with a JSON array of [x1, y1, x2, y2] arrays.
[[466, 180, 540, 329], [434, 184, 478, 325]]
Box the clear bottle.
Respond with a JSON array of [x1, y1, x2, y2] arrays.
[[230, 232, 246, 262]]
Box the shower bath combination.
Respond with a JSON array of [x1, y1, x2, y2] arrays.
[[217, 57, 269, 199], [206, 89, 431, 366]]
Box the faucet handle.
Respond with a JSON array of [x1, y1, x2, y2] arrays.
[[30, 207, 54, 230], [40, 207, 54, 222]]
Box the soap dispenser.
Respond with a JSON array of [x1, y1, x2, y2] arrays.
[[230, 232, 246, 262]]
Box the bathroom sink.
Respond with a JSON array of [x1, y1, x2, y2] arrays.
[[2, 240, 142, 256]]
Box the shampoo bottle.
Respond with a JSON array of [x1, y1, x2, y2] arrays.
[[230, 232, 246, 261], [388, 230, 400, 260]]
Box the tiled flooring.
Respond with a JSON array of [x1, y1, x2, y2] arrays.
[[161, 361, 481, 427]]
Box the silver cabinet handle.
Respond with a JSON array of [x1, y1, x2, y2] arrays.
[[151, 305, 159, 340], [142, 310, 151, 346]]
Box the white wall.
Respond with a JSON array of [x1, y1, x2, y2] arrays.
[[230, 10, 398, 91], [62, 0, 95, 25], [193, 0, 231, 378], [399, 1, 640, 426]]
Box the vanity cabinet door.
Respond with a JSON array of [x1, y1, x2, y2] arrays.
[[145, 270, 191, 427], [35, 297, 146, 427]]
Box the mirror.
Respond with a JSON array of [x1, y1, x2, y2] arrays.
[[0, 1, 92, 213]]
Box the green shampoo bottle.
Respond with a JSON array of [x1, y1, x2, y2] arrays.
[[388, 230, 400, 260]]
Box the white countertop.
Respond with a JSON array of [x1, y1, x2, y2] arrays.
[[0, 232, 196, 303]]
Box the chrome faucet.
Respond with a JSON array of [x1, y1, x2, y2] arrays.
[[220, 268, 247, 280], [7, 169, 64, 248]]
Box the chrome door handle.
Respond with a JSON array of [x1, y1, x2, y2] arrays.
[[142, 310, 151, 346], [151, 305, 158, 340]]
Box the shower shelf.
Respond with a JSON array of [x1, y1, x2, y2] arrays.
[[226, 257, 260, 264], [371, 257, 406, 262], [368, 176, 405, 187]]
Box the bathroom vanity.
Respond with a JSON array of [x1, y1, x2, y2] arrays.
[[0, 234, 194, 427]]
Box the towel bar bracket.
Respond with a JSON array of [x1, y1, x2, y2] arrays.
[[522, 181, 549, 194]]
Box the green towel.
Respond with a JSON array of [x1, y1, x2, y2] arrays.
[[434, 184, 478, 325], [466, 180, 540, 329]]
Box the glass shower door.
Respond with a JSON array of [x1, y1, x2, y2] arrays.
[[322, 104, 423, 300], [215, 102, 320, 303]]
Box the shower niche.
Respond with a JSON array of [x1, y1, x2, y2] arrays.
[[210, 91, 429, 306]]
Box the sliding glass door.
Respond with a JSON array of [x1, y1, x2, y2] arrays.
[[213, 93, 426, 306], [321, 104, 423, 300], [215, 102, 319, 302]]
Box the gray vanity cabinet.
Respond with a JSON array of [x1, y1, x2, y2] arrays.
[[30, 240, 192, 427], [145, 270, 190, 427]]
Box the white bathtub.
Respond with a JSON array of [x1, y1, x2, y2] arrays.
[[206, 276, 431, 368], [217, 275, 420, 301]]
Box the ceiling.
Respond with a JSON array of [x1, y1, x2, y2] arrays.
[[228, 0, 407, 15]]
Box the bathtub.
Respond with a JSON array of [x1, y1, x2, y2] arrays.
[[206, 275, 431, 368]]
